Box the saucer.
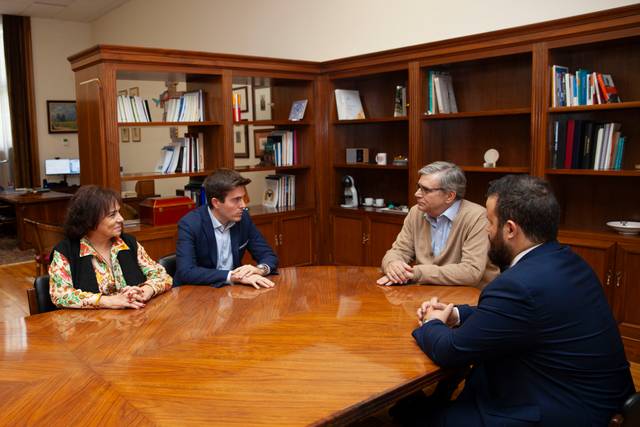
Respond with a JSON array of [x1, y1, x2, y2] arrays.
[[606, 221, 640, 236]]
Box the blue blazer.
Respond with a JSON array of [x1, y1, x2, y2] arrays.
[[413, 242, 634, 426], [174, 205, 277, 287]]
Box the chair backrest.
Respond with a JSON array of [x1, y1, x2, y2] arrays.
[[24, 218, 65, 275], [26, 275, 58, 315], [610, 392, 640, 427], [158, 253, 176, 278]]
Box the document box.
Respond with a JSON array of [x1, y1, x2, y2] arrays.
[[139, 196, 195, 226]]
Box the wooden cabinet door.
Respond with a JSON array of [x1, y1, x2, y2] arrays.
[[613, 244, 640, 362], [331, 214, 365, 265], [279, 214, 314, 267], [241, 217, 277, 265], [367, 215, 403, 267], [559, 236, 616, 306]]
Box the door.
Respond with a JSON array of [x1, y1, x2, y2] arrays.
[[241, 216, 277, 265], [279, 214, 314, 267], [367, 215, 403, 267], [612, 244, 640, 362], [331, 213, 366, 265], [558, 236, 616, 306]]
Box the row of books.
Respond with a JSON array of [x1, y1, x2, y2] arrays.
[[265, 130, 298, 166], [154, 133, 205, 174], [182, 180, 207, 206], [426, 70, 458, 115], [263, 174, 295, 208], [117, 95, 151, 123], [550, 120, 626, 170], [551, 66, 621, 108], [163, 90, 205, 122]]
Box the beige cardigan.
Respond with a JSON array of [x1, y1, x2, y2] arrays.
[[381, 200, 499, 289]]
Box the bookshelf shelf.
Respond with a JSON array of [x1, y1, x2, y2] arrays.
[[117, 121, 223, 127], [120, 171, 213, 182], [234, 164, 311, 173], [461, 166, 530, 173], [235, 120, 312, 126], [332, 116, 408, 125], [334, 163, 408, 170], [423, 108, 531, 120], [545, 168, 640, 177], [548, 101, 640, 113]]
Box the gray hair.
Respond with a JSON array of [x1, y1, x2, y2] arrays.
[[418, 161, 466, 199]]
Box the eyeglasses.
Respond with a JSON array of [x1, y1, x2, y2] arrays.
[[416, 184, 444, 194]]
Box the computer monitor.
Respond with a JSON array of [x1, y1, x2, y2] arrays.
[[45, 158, 80, 176]]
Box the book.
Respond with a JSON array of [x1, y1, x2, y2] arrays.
[[288, 99, 308, 121], [551, 65, 568, 107], [263, 175, 279, 208], [335, 89, 365, 120], [393, 85, 407, 117], [597, 73, 621, 103]]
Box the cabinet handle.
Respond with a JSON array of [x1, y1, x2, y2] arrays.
[[279, 234, 283, 245], [274, 235, 279, 246], [605, 270, 612, 287], [362, 233, 369, 245], [615, 271, 622, 288]]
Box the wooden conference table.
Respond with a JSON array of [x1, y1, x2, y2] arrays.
[[1, 266, 479, 426]]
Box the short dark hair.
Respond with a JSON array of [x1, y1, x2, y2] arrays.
[[64, 185, 121, 240], [204, 168, 251, 203], [487, 175, 560, 244]]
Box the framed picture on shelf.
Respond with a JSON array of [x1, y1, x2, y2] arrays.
[[117, 89, 128, 97], [120, 127, 130, 142], [234, 125, 249, 158], [253, 127, 273, 157], [232, 86, 249, 113], [132, 127, 141, 142], [129, 87, 140, 97], [46, 100, 77, 133], [253, 87, 272, 121]]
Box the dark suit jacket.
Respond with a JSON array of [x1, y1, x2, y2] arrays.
[[413, 241, 634, 426], [175, 205, 277, 286]]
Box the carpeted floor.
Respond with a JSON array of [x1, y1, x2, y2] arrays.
[[0, 235, 35, 265]]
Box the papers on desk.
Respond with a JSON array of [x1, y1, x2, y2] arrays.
[[123, 219, 141, 228]]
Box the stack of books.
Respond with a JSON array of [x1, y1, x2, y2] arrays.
[[263, 174, 296, 208], [425, 70, 458, 115], [154, 133, 205, 174], [551, 66, 621, 107], [550, 120, 626, 170], [117, 95, 151, 122], [264, 130, 298, 167], [163, 90, 205, 122]]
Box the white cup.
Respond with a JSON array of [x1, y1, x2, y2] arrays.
[[375, 198, 385, 207], [375, 152, 387, 165], [364, 197, 374, 206]]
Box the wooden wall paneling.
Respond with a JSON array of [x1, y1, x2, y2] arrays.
[[279, 214, 314, 266], [315, 75, 331, 264], [221, 69, 235, 168], [531, 42, 547, 177], [367, 213, 404, 267], [614, 244, 640, 362], [331, 212, 365, 265], [408, 61, 421, 195]]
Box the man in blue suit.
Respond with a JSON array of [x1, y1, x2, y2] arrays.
[[175, 169, 277, 288], [413, 175, 634, 426]]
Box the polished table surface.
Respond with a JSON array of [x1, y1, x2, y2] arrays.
[[0, 266, 479, 426]]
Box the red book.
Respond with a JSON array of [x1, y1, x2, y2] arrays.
[[564, 119, 575, 169]]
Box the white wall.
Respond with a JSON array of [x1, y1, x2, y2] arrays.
[[91, 0, 638, 61], [31, 18, 92, 186]]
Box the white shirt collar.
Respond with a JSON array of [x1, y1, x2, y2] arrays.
[[208, 207, 235, 232], [510, 243, 543, 267], [425, 199, 461, 225]]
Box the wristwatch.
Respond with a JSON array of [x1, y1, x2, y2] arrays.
[[257, 263, 270, 276]]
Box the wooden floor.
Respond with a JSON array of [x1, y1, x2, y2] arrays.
[[1, 261, 638, 425]]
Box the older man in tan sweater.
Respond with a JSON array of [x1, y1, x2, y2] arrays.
[[378, 161, 498, 289]]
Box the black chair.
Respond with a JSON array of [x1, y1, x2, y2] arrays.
[[610, 392, 640, 427], [26, 275, 58, 315], [158, 253, 176, 278]]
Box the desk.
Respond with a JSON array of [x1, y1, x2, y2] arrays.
[[0, 266, 479, 426], [0, 191, 72, 249]]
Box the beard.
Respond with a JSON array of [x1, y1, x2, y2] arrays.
[[488, 231, 513, 272]]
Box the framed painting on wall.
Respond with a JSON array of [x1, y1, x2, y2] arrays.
[[233, 125, 249, 158], [46, 100, 77, 133]]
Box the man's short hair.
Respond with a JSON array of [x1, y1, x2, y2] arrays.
[[204, 168, 251, 203], [419, 161, 466, 199], [487, 175, 560, 244]]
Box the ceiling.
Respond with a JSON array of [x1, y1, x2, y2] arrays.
[[0, 0, 130, 22]]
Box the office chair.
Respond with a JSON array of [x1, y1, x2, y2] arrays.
[[24, 218, 65, 275], [158, 253, 176, 278], [26, 275, 58, 315], [610, 392, 640, 427]]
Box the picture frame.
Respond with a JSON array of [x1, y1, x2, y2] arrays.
[[233, 125, 249, 158], [232, 86, 249, 113], [120, 127, 130, 142], [253, 127, 273, 157], [46, 100, 77, 133], [117, 89, 128, 97], [129, 87, 140, 97], [253, 87, 272, 121], [132, 127, 141, 142]]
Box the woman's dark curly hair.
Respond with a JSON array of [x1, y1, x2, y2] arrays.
[[64, 185, 121, 240]]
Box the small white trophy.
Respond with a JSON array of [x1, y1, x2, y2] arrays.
[[483, 148, 499, 168]]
